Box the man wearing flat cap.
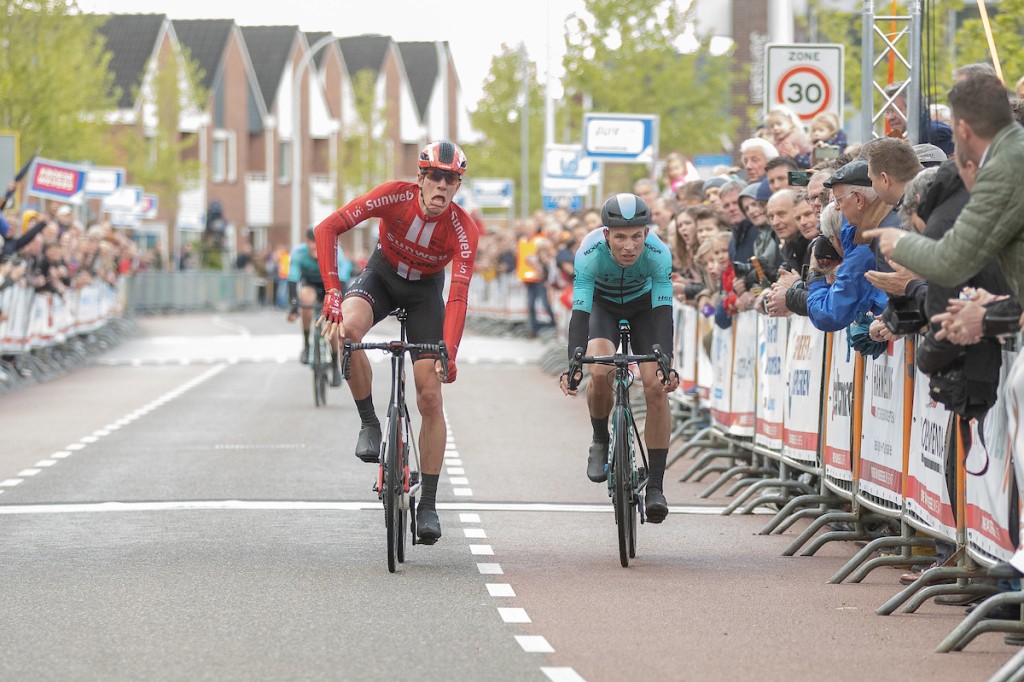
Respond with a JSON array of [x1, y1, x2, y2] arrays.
[[804, 160, 888, 332]]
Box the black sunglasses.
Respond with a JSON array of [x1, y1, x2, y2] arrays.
[[424, 169, 461, 184]]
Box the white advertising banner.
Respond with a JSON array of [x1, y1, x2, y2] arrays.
[[696, 314, 714, 402], [710, 323, 734, 430], [756, 316, 788, 451], [1003, 348, 1024, 573], [782, 316, 825, 465], [905, 365, 956, 541], [824, 333, 856, 486], [858, 339, 908, 508], [729, 311, 758, 437], [675, 304, 698, 393]]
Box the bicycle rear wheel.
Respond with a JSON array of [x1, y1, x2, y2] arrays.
[[611, 404, 631, 568], [384, 412, 401, 573]]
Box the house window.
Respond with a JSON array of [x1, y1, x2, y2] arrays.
[[212, 130, 237, 183], [278, 140, 291, 184]]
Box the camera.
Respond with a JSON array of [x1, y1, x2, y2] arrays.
[[881, 298, 927, 335], [731, 261, 753, 277], [788, 170, 812, 187], [810, 234, 842, 266]]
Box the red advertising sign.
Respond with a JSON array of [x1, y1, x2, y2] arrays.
[[28, 158, 87, 204]]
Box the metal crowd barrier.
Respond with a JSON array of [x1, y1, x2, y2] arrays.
[[668, 299, 1024, 663], [125, 271, 260, 314], [0, 279, 131, 392]]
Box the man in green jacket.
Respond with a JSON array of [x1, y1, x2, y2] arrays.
[[867, 70, 1024, 305]]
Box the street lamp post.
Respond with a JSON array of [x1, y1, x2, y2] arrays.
[[290, 34, 338, 248]]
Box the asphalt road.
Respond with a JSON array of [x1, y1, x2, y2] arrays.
[[1, 310, 1018, 681]]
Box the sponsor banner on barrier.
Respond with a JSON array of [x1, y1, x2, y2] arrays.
[[1005, 349, 1024, 573], [965, 373, 1016, 563], [906, 366, 956, 539], [824, 333, 855, 484], [783, 316, 824, 464], [859, 338, 907, 507], [756, 316, 788, 451], [729, 311, 758, 437], [710, 323, 734, 429], [696, 314, 714, 401], [675, 304, 698, 392]]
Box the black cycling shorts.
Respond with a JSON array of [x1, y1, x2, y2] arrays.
[[303, 282, 327, 302], [343, 250, 444, 361], [588, 298, 666, 358]]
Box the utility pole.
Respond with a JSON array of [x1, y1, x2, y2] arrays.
[[519, 43, 530, 223]]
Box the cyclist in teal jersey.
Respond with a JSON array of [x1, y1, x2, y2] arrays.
[[288, 228, 351, 386], [559, 193, 680, 522]]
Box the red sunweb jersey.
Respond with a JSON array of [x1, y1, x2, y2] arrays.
[[314, 180, 479, 359]]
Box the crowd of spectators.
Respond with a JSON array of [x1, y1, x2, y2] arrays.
[[0, 198, 150, 324], [468, 70, 1024, 599]]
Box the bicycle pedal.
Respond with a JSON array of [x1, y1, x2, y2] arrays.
[[409, 472, 420, 486]]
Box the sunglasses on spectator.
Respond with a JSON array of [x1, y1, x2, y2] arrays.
[[424, 169, 462, 184]]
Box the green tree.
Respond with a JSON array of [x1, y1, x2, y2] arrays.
[[466, 44, 545, 215], [339, 69, 390, 200], [956, 0, 1024, 84], [560, 0, 735, 189], [0, 0, 118, 165]]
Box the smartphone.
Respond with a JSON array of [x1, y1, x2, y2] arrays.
[[812, 145, 840, 163], [788, 170, 812, 187]]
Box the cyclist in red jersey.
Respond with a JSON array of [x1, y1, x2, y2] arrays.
[[315, 140, 478, 544]]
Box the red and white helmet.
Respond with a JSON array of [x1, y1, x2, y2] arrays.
[[418, 140, 468, 175]]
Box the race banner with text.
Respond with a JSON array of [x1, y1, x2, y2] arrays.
[[858, 339, 909, 508], [782, 316, 825, 465], [905, 366, 956, 540], [28, 157, 87, 204], [729, 311, 758, 437], [710, 323, 734, 430], [1003, 348, 1024, 574], [755, 316, 788, 451], [696, 314, 714, 401], [674, 303, 699, 393], [824, 333, 856, 488]]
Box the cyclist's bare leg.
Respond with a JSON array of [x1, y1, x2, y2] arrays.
[[584, 337, 616, 419], [339, 297, 374, 399], [299, 284, 316, 331], [412, 359, 445, 475], [638, 361, 670, 449]]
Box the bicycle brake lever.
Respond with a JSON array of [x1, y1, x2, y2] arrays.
[[651, 344, 671, 385], [438, 341, 449, 382], [341, 339, 352, 380], [566, 347, 584, 391]]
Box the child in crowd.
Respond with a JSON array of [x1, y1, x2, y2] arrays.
[[662, 151, 699, 195], [766, 107, 813, 167], [809, 112, 848, 155], [670, 206, 705, 302]]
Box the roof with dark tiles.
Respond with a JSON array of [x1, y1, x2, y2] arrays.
[[304, 32, 335, 70], [397, 42, 439, 120], [337, 34, 391, 80], [240, 25, 299, 111], [95, 14, 166, 109], [173, 19, 235, 92]]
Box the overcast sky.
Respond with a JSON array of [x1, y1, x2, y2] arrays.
[[76, 0, 593, 109]]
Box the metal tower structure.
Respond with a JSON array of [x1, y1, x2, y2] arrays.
[[860, 0, 922, 143]]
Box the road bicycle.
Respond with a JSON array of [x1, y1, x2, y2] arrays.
[[342, 308, 448, 573], [567, 320, 672, 567], [300, 303, 333, 407]]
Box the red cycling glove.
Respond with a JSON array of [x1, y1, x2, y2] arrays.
[[443, 358, 457, 383], [323, 290, 344, 325]]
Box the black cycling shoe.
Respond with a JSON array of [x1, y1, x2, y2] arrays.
[[299, 346, 309, 365], [416, 506, 442, 545], [645, 487, 669, 523], [355, 422, 382, 463], [587, 440, 608, 483], [331, 365, 342, 387]]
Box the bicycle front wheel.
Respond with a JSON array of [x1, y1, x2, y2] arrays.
[[312, 332, 327, 407], [611, 404, 631, 568], [384, 412, 401, 573]]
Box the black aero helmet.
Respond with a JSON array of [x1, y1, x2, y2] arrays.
[[601, 193, 650, 228]]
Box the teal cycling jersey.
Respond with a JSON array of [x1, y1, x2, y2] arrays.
[[288, 244, 352, 285], [571, 227, 674, 313]]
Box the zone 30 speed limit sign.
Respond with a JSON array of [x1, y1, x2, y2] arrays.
[[765, 43, 844, 125]]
